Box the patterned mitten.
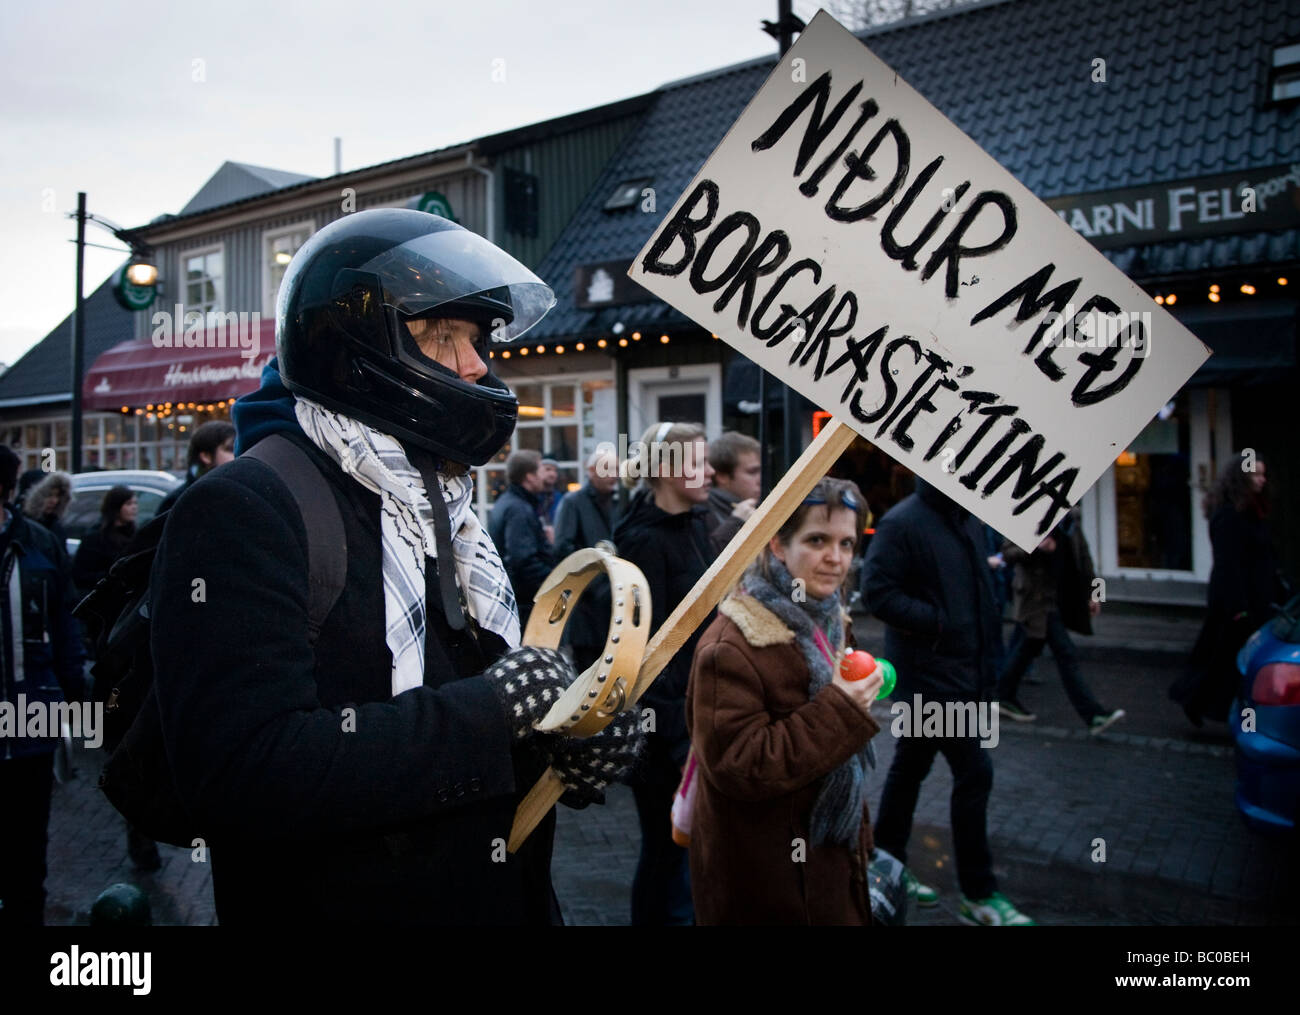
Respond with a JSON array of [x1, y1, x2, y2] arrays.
[[481, 646, 575, 739], [544, 709, 646, 807]]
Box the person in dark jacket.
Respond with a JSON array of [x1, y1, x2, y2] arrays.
[[995, 510, 1124, 733], [0, 445, 86, 926], [150, 210, 641, 925], [157, 420, 235, 515], [704, 431, 761, 554], [488, 450, 555, 627], [552, 446, 619, 671], [21, 471, 73, 546], [1172, 455, 1280, 726], [71, 486, 137, 598], [536, 456, 561, 541], [613, 420, 716, 925], [861, 478, 1034, 926]]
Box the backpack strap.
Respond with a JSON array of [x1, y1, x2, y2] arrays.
[[243, 434, 347, 646]]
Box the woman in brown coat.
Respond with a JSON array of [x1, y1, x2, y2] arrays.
[[686, 478, 883, 924]]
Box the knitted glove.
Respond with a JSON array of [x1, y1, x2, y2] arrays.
[[543, 709, 646, 807], [481, 646, 575, 740]]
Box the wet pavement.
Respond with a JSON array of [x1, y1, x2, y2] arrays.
[[36, 606, 1298, 926]]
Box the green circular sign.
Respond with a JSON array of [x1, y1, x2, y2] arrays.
[[112, 264, 156, 311], [413, 191, 456, 221]]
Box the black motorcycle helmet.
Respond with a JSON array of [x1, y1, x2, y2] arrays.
[[276, 209, 554, 465]]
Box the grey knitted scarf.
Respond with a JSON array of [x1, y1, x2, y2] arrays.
[[742, 558, 873, 847]]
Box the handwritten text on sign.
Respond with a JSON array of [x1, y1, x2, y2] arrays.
[[629, 12, 1209, 551]]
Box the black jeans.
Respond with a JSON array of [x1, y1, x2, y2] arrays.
[[998, 611, 1104, 724], [0, 752, 54, 926], [873, 732, 996, 900], [628, 735, 693, 926]]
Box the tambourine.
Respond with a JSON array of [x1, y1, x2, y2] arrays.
[[522, 547, 652, 738]]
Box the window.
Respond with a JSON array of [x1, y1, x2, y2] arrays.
[[181, 246, 224, 317], [474, 375, 611, 521], [603, 177, 653, 212], [263, 222, 313, 317], [1269, 41, 1300, 103]]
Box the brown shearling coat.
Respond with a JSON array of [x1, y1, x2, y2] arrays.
[[685, 593, 881, 925]]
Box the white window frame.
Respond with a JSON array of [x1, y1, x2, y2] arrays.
[[474, 369, 609, 523], [179, 243, 226, 319], [261, 220, 315, 318]]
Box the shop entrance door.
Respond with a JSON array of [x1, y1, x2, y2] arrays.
[[1090, 388, 1227, 586]]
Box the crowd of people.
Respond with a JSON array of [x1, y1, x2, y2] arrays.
[[0, 208, 1289, 927]]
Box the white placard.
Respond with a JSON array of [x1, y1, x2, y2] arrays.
[[629, 11, 1210, 551]]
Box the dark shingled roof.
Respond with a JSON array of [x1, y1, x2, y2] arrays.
[[0, 269, 135, 406], [529, 0, 1300, 341]]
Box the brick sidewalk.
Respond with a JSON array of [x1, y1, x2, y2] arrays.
[[40, 650, 1296, 926]]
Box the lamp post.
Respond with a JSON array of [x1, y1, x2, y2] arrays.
[[759, 0, 806, 495], [69, 193, 157, 472]]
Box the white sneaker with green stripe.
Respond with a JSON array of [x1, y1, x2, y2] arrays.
[[902, 868, 938, 907], [959, 892, 1036, 926]]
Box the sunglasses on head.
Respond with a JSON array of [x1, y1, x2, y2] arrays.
[[803, 484, 860, 512]]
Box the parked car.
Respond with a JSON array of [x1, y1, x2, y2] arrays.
[[62, 470, 182, 556], [1232, 593, 1300, 836]]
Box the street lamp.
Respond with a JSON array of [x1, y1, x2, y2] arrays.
[[68, 192, 157, 472]]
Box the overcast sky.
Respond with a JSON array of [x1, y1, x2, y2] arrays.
[[1, 0, 839, 366]]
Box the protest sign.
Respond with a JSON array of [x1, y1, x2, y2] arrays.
[[629, 10, 1210, 550]]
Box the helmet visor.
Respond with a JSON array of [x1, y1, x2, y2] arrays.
[[356, 224, 555, 343]]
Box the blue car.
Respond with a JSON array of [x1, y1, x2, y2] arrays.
[[1232, 594, 1300, 835]]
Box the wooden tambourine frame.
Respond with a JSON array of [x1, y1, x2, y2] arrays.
[[522, 548, 651, 739], [508, 418, 857, 852]]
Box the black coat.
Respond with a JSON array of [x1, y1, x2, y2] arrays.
[[612, 489, 715, 764], [553, 483, 617, 653], [1171, 503, 1280, 721], [149, 432, 559, 925], [1207, 503, 1277, 625], [71, 523, 134, 598], [704, 487, 744, 555], [860, 480, 1001, 702], [488, 484, 554, 624], [0, 511, 86, 762]]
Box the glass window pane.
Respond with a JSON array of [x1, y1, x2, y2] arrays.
[[516, 427, 543, 452], [551, 385, 576, 418], [515, 384, 544, 420], [1115, 394, 1192, 570], [55, 421, 69, 448], [548, 425, 578, 461]]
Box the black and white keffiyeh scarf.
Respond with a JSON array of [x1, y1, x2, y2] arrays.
[[295, 398, 521, 697]]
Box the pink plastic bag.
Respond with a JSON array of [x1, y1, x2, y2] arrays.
[[670, 749, 699, 848]]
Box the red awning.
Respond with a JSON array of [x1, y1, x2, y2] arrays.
[[83, 317, 276, 410]]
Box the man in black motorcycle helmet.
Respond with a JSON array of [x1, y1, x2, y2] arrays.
[[149, 209, 642, 925]]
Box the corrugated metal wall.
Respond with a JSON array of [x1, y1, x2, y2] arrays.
[[493, 115, 641, 270], [134, 171, 489, 332]]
